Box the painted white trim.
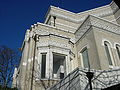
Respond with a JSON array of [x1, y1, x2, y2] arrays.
[[114, 43, 120, 60], [104, 41, 115, 66], [78, 45, 90, 68], [114, 42, 120, 49], [78, 45, 90, 55], [80, 53, 84, 68], [102, 39, 113, 48]]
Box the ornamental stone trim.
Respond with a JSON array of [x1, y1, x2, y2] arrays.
[[49, 6, 114, 24], [75, 15, 120, 42]]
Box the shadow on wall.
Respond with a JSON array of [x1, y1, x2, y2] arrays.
[[102, 83, 120, 90]]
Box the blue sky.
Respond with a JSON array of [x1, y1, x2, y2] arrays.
[[0, 0, 111, 49]]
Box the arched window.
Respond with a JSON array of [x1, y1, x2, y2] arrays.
[[116, 44, 120, 59], [104, 41, 113, 66], [81, 47, 90, 68]]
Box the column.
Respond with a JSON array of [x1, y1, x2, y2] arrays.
[[26, 35, 35, 90], [65, 54, 70, 75], [37, 52, 42, 78], [46, 50, 50, 78], [49, 51, 53, 79]]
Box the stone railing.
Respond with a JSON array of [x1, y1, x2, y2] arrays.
[[48, 67, 120, 90]]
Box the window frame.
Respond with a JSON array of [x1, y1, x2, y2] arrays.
[[41, 53, 47, 79], [52, 53, 66, 79], [104, 41, 114, 68], [116, 44, 120, 59], [80, 47, 90, 69]]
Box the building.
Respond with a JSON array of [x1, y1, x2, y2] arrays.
[[12, 1, 120, 90]]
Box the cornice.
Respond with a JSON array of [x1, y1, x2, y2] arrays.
[[45, 8, 114, 25], [45, 3, 114, 24], [109, 1, 119, 14], [37, 44, 70, 53], [37, 22, 74, 34], [51, 21, 77, 30], [75, 15, 120, 43]]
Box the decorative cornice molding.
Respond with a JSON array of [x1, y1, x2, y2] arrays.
[[90, 15, 120, 33], [37, 22, 74, 34], [45, 4, 114, 24], [75, 16, 91, 42], [75, 15, 120, 43], [51, 21, 77, 30], [50, 12, 80, 23], [37, 45, 70, 54], [37, 40, 71, 49], [110, 1, 119, 14]]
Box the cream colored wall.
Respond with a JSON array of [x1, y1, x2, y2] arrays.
[[45, 3, 118, 33], [49, 6, 79, 20], [37, 23, 75, 39], [50, 17, 79, 33], [75, 28, 101, 70], [93, 26, 120, 70], [15, 2, 120, 90]]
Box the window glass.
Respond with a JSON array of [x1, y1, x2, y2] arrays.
[[53, 54, 65, 79], [104, 43, 113, 65], [116, 45, 120, 59], [81, 48, 90, 68], [41, 54, 46, 78]]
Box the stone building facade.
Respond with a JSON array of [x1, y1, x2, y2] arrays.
[[12, 1, 120, 90]]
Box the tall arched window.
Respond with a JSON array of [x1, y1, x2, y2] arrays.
[[116, 44, 120, 59], [104, 41, 113, 66], [81, 47, 90, 68]]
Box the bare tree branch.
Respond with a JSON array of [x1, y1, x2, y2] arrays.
[[0, 46, 20, 88]]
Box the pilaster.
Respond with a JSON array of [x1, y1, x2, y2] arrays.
[[20, 40, 29, 90], [65, 54, 70, 75], [46, 50, 50, 78], [26, 31, 35, 90], [49, 50, 53, 79]]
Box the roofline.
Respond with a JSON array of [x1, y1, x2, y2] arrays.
[[44, 1, 113, 24]]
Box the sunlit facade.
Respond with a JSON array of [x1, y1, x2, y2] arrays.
[[12, 1, 120, 90]]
